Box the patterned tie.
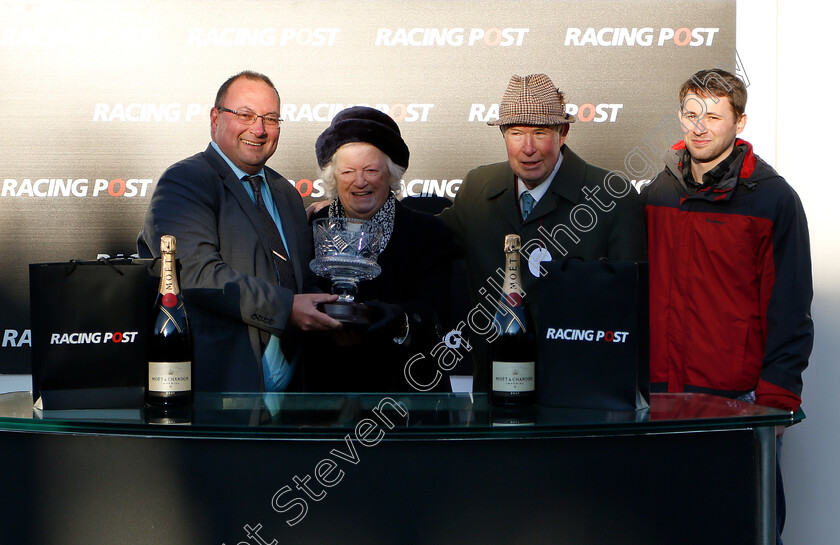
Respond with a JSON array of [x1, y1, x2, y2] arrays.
[[244, 175, 297, 289], [520, 191, 536, 220]]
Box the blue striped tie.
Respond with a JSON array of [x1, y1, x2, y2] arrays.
[[244, 175, 297, 289], [520, 192, 536, 220]]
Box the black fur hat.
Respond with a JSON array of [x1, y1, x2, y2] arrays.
[[315, 106, 409, 169]]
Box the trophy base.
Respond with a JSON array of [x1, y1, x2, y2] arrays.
[[318, 301, 374, 326]]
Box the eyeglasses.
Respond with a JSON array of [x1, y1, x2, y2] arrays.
[[217, 107, 282, 128]]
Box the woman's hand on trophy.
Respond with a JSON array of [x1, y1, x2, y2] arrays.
[[366, 300, 409, 342]]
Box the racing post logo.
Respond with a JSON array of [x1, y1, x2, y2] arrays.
[[94, 103, 210, 122], [1, 178, 153, 198], [545, 327, 630, 344], [471, 102, 623, 123], [375, 27, 529, 46], [187, 28, 340, 47], [544, 328, 629, 343], [2, 329, 30, 348], [50, 331, 139, 345], [564, 27, 719, 47], [280, 103, 433, 123]]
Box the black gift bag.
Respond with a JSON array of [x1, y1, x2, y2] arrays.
[[29, 258, 158, 410], [537, 259, 650, 411]]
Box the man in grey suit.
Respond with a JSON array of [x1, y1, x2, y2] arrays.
[[139, 71, 340, 392], [438, 74, 646, 390]]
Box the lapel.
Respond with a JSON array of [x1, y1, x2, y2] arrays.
[[265, 173, 305, 290], [525, 144, 586, 225], [202, 145, 296, 286], [483, 163, 522, 232]]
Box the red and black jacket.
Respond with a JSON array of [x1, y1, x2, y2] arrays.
[[643, 139, 813, 412]]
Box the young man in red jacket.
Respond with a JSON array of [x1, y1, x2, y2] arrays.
[[644, 68, 813, 545]]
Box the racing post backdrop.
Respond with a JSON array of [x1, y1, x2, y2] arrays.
[[0, 0, 737, 373]]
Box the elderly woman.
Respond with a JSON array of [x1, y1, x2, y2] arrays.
[[302, 106, 454, 392]]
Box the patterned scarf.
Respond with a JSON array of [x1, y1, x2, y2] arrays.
[[327, 193, 396, 251]]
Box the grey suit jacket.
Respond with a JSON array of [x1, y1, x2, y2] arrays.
[[139, 144, 317, 391], [439, 144, 647, 389]]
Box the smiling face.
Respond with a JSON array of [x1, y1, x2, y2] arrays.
[[334, 142, 392, 220], [210, 77, 281, 175], [679, 93, 747, 178], [503, 125, 567, 189]]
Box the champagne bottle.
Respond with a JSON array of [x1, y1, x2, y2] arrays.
[[489, 234, 536, 406], [146, 235, 193, 407]]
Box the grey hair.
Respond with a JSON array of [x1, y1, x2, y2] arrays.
[[319, 145, 406, 200]]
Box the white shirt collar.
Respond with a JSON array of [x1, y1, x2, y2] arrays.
[[516, 149, 564, 203], [210, 140, 266, 181]]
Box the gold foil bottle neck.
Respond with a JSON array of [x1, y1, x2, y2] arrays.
[[504, 234, 521, 253], [160, 235, 177, 254]]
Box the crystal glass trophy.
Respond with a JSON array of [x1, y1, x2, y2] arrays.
[[309, 217, 385, 324]]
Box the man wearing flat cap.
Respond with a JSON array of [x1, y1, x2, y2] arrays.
[[139, 70, 341, 393], [439, 73, 646, 391]]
